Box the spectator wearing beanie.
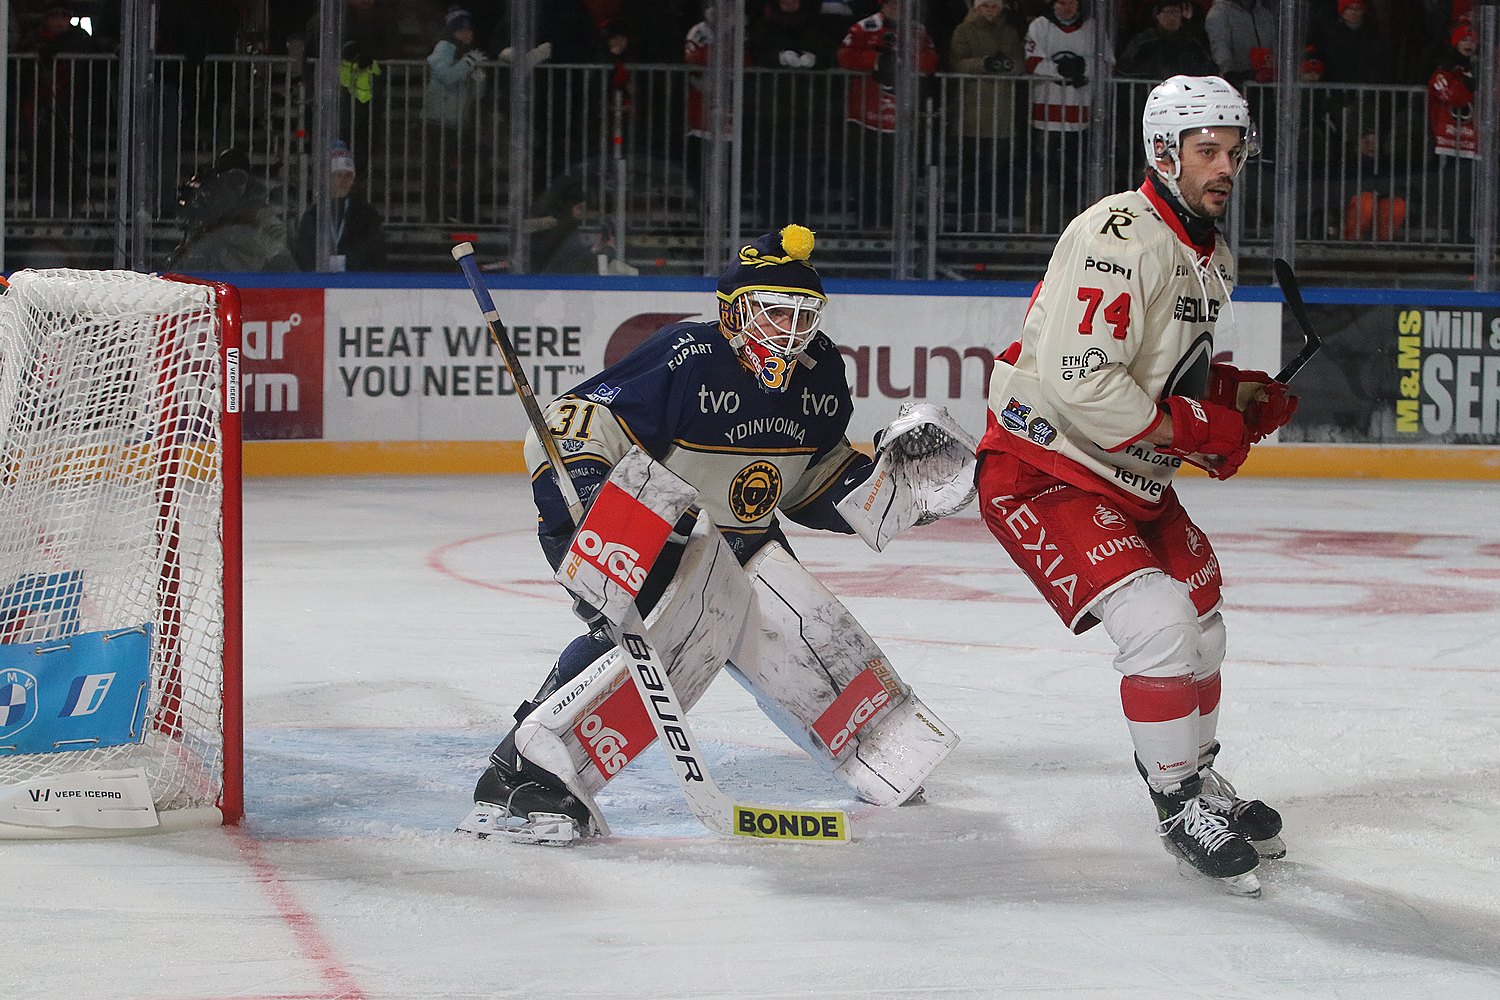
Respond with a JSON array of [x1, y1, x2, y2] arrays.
[[948, 0, 1025, 227], [421, 6, 487, 221], [1310, 0, 1392, 85]]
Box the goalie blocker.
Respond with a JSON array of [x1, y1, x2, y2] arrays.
[[462, 450, 958, 843]]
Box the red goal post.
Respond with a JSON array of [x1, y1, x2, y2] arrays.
[[0, 269, 241, 837]]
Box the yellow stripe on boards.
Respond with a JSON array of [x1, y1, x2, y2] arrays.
[[243, 441, 529, 476], [242, 442, 1500, 480], [1179, 445, 1500, 480]]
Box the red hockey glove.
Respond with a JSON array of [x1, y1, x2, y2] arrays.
[[1207, 363, 1299, 442], [1207, 441, 1251, 480], [1157, 396, 1248, 458], [1245, 381, 1298, 441]]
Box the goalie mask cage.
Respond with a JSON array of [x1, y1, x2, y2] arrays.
[[0, 269, 241, 837]]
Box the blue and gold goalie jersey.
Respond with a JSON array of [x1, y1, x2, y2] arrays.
[[523, 320, 872, 566]]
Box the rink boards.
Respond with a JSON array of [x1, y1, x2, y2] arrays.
[[208, 274, 1500, 479]]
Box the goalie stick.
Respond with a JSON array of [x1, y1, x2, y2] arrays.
[[451, 243, 849, 844], [1271, 258, 1322, 384]]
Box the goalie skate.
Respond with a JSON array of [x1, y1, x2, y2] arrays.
[[457, 761, 598, 846], [456, 802, 579, 847]]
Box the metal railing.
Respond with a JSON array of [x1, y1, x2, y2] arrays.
[[4, 53, 1496, 284]]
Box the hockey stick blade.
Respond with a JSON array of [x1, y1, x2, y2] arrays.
[[1271, 258, 1322, 384]]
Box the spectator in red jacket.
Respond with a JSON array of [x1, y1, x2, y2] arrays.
[[683, 4, 751, 199], [1426, 20, 1479, 241], [836, 0, 937, 229], [1428, 21, 1478, 160]]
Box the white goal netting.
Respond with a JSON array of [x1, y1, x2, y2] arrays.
[[0, 269, 237, 832]]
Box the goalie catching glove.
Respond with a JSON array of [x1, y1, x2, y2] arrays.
[[836, 402, 979, 552]]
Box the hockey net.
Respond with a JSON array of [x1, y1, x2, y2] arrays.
[[0, 269, 241, 837]]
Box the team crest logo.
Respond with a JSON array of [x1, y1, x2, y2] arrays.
[[1093, 505, 1127, 531], [1000, 397, 1032, 433], [1186, 525, 1204, 557], [1027, 418, 1057, 446], [728, 461, 782, 523], [586, 383, 622, 405], [0, 668, 39, 739]]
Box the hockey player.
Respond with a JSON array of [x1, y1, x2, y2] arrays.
[[975, 76, 1296, 895], [463, 224, 975, 843]]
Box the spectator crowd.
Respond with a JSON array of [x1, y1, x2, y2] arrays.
[[6, 0, 1490, 270]]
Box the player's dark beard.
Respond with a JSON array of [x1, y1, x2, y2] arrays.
[[1148, 172, 1216, 246]]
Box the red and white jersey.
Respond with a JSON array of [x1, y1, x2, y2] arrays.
[[979, 181, 1237, 518], [836, 13, 937, 133], [1427, 66, 1478, 159], [1023, 15, 1096, 132], [684, 21, 749, 138]]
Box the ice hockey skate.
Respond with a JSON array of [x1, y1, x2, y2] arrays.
[[1197, 741, 1285, 858], [457, 758, 597, 847], [1138, 750, 1284, 859], [1146, 774, 1261, 897]]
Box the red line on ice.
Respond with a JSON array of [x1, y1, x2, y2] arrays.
[[229, 827, 369, 1000]]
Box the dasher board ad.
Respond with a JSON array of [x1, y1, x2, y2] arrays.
[[1278, 302, 1500, 445], [302, 287, 1279, 444]]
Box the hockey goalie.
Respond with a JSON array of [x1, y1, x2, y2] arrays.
[[459, 225, 976, 844]]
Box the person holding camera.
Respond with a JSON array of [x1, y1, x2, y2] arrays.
[[948, 0, 1024, 230]]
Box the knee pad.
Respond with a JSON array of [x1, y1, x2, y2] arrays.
[[1093, 572, 1200, 679]]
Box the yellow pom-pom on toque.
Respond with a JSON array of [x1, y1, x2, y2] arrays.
[[780, 224, 815, 261]]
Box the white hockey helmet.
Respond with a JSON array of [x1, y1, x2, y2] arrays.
[[1141, 75, 1260, 200]]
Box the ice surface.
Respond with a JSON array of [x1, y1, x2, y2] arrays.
[[7, 475, 1500, 999]]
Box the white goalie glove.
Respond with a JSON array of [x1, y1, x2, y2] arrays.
[[836, 402, 979, 552]]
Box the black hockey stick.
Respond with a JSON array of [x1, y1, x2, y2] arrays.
[[450, 243, 849, 843], [1271, 258, 1322, 384]]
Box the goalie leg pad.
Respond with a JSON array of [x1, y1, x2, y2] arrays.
[[728, 541, 958, 805], [513, 518, 755, 821], [832, 694, 958, 806]]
